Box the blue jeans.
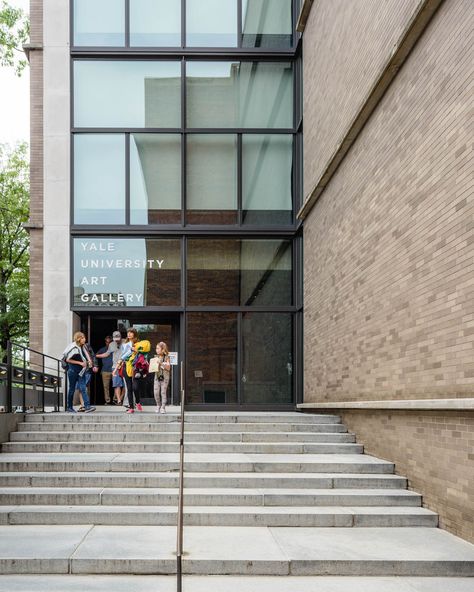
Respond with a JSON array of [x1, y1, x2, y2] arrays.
[[67, 369, 91, 409]]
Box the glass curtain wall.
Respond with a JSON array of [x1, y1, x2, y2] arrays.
[[71, 0, 300, 407]]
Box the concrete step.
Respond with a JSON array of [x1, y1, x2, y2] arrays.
[[0, 471, 408, 489], [0, 488, 422, 507], [18, 421, 348, 433], [1, 441, 364, 454], [0, 526, 472, 575], [0, 453, 394, 474], [0, 506, 438, 527], [10, 431, 356, 443], [1, 575, 474, 592], [24, 413, 341, 424]]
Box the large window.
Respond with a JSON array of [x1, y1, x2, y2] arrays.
[[187, 239, 292, 306], [186, 61, 293, 128], [186, 135, 238, 225], [73, 0, 125, 47], [74, 61, 181, 128], [130, 0, 181, 47], [73, 238, 181, 307], [72, 0, 294, 49], [130, 134, 182, 225], [74, 135, 126, 225], [243, 134, 293, 225]]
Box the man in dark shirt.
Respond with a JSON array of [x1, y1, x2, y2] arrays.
[[96, 336, 114, 404]]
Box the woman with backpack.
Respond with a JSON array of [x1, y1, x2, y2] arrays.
[[62, 332, 96, 413], [117, 328, 150, 414]]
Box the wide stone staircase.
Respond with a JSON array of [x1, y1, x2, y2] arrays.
[[0, 410, 473, 591]]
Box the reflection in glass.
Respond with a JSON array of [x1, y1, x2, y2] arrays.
[[243, 135, 293, 225], [187, 239, 292, 306], [74, 135, 125, 225], [130, 134, 181, 225], [187, 313, 238, 404], [130, 0, 181, 47], [73, 0, 125, 47], [242, 0, 293, 48], [242, 313, 293, 404], [73, 238, 181, 307], [186, 0, 237, 47], [74, 61, 181, 128], [186, 61, 293, 128], [186, 135, 238, 225]]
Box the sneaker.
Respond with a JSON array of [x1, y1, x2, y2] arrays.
[[84, 406, 96, 413], [136, 403, 143, 412], [66, 407, 77, 413], [160, 407, 166, 414], [126, 408, 135, 414], [155, 407, 160, 413]]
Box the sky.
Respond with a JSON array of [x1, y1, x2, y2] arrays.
[[0, 0, 30, 147]]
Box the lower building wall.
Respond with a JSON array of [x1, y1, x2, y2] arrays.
[[326, 409, 474, 543]]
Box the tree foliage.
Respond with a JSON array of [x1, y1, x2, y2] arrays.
[[0, 1, 29, 75], [0, 143, 29, 356]]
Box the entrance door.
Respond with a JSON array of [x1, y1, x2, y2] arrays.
[[85, 314, 180, 406]]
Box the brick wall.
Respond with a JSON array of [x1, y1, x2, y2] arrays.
[[303, 0, 474, 401], [302, 0, 421, 196], [28, 0, 43, 352], [331, 410, 474, 543]]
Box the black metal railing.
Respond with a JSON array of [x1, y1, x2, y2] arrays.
[[177, 360, 185, 591], [0, 341, 63, 413]]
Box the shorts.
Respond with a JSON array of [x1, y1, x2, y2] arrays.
[[112, 374, 124, 388]]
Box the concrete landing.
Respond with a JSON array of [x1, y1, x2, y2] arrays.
[[1, 525, 473, 576]]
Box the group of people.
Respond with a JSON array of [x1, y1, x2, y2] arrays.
[[63, 328, 171, 414]]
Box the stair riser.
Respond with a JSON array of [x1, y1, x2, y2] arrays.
[[1, 512, 438, 528], [10, 433, 356, 443], [0, 461, 394, 474], [0, 493, 421, 507], [2, 555, 468, 576], [18, 423, 348, 433], [24, 415, 341, 425], [2, 443, 363, 454], [0, 475, 407, 489]]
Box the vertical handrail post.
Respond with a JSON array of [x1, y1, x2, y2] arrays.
[[6, 341, 13, 414], [177, 361, 185, 592], [22, 346, 26, 412]]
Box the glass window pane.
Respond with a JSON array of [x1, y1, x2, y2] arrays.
[[242, 313, 293, 405], [186, 135, 237, 225], [186, 0, 237, 47], [186, 61, 293, 128], [73, 0, 125, 47], [74, 135, 125, 225], [74, 61, 181, 128], [73, 238, 181, 307], [130, 134, 181, 225], [187, 239, 292, 306], [130, 0, 181, 47], [242, 0, 292, 48], [187, 313, 238, 404], [243, 134, 293, 225]]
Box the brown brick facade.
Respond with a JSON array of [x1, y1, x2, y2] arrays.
[[303, 0, 474, 401], [326, 410, 474, 543], [28, 0, 43, 353], [301, 0, 474, 543]]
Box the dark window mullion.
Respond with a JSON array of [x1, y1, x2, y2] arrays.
[[125, 133, 131, 225], [237, 134, 242, 226], [182, 59, 187, 226], [125, 0, 130, 48], [182, 0, 186, 48], [237, 0, 242, 49]]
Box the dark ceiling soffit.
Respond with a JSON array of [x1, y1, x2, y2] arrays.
[[296, 0, 315, 33], [297, 0, 445, 220]]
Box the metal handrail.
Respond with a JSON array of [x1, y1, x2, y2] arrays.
[[176, 361, 185, 591], [1, 341, 63, 413]]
